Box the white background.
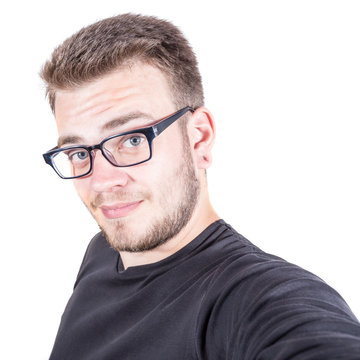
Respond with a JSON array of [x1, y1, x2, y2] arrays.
[[1, 1, 359, 358]]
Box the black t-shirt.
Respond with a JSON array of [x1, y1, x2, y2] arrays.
[[49, 220, 360, 359]]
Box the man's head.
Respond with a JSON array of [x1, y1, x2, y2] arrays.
[[41, 14, 216, 255]]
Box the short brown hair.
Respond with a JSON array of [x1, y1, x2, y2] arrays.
[[40, 13, 204, 113]]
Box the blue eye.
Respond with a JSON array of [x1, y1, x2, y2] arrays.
[[76, 151, 89, 160], [68, 150, 89, 162], [124, 136, 144, 147]]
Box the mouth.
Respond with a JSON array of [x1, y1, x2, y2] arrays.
[[100, 201, 143, 219]]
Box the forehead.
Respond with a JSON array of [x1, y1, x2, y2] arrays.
[[54, 63, 176, 142]]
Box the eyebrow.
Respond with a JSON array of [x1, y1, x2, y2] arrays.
[[57, 111, 155, 148]]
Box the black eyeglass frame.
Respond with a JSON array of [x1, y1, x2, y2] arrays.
[[43, 106, 195, 179]]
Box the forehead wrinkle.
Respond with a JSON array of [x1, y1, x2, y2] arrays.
[[61, 84, 133, 119], [70, 93, 120, 120], [102, 111, 155, 131]]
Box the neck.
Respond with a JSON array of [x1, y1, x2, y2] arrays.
[[119, 194, 219, 269]]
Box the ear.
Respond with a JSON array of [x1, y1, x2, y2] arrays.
[[187, 107, 216, 169]]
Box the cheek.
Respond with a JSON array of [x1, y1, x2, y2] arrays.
[[151, 131, 184, 168], [149, 156, 187, 199]]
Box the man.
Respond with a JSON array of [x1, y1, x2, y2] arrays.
[[41, 14, 360, 359]]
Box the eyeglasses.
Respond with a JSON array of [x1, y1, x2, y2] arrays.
[[43, 106, 194, 179]]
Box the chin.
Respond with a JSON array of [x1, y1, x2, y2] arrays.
[[99, 218, 150, 252], [99, 212, 188, 253]]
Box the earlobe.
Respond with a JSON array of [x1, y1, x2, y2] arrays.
[[188, 107, 216, 170]]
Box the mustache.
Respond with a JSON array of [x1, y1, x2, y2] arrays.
[[90, 190, 151, 209]]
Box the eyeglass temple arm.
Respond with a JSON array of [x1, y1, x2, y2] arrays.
[[152, 106, 194, 137]]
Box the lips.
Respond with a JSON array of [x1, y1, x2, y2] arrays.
[[100, 201, 142, 219]]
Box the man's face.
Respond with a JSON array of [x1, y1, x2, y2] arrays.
[[54, 63, 200, 252]]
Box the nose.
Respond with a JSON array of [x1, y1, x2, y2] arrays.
[[89, 150, 130, 192]]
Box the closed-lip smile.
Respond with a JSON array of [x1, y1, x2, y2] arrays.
[[100, 201, 143, 219]]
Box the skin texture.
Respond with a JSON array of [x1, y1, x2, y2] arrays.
[[54, 62, 218, 269]]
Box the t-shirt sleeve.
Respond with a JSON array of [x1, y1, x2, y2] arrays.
[[200, 252, 360, 359]]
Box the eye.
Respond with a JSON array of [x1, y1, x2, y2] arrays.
[[68, 150, 89, 162], [123, 135, 145, 148], [76, 151, 89, 160]]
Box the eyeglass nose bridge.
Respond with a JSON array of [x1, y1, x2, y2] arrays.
[[87, 144, 118, 169]]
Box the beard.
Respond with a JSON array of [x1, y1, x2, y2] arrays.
[[88, 137, 200, 253]]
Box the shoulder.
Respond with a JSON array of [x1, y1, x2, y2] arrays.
[[84, 231, 110, 255], [206, 224, 356, 320], [198, 222, 360, 358], [73, 232, 118, 288]]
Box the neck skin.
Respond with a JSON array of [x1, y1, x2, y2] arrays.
[[119, 184, 219, 270]]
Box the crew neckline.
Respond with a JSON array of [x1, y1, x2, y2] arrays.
[[116, 219, 226, 275]]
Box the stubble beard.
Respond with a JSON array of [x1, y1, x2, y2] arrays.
[[89, 138, 200, 253]]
